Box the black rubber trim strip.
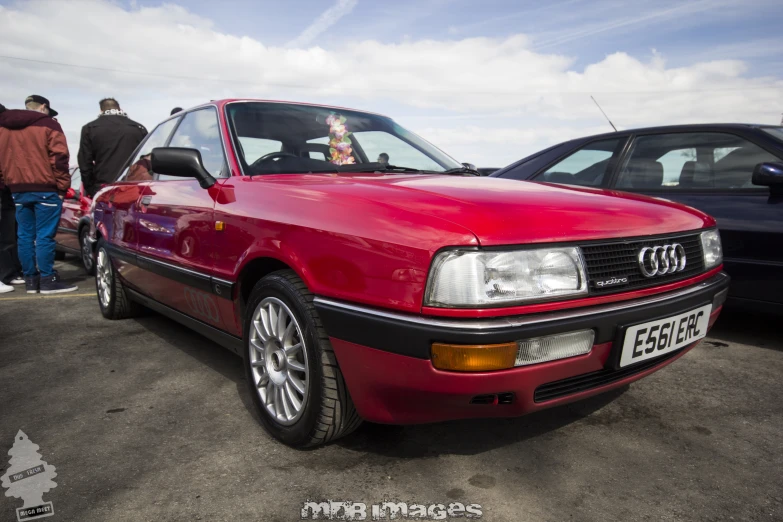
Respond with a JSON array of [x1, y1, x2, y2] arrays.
[[126, 288, 243, 355], [135, 254, 213, 294], [105, 243, 234, 300], [534, 347, 685, 402], [313, 273, 730, 360], [57, 226, 77, 235]]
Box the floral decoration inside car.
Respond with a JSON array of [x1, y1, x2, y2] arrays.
[[326, 113, 356, 165]]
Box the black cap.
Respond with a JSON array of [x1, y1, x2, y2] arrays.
[[25, 95, 58, 118], [170, 107, 183, 115]]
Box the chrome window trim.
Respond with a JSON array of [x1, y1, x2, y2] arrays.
[[313, 272, 728, 331]]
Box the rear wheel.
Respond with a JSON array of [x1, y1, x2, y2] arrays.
[[243, 270, 362, 447], [95, 240, 140, 319], [80, 228, 95, 275]]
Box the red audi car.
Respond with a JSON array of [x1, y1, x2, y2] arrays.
[[89, 99, 729, 447], [55, 167, 95, 274]]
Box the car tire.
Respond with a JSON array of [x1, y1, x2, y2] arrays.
[[54, 250, 66, 261], [243, 269, 362, 447], [80, 227, 95, 275], [95, 239, 140, 320]]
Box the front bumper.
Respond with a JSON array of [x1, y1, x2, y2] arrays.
[[315, 272, 730, 424]]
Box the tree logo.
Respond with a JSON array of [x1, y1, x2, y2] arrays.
[[1, 431, 57, 521]]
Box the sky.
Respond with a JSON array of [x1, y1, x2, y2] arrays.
[[1, 0, 782, 167]]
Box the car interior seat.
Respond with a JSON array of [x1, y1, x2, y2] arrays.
[[622, 158, 664, 189], [713, 147, 765, 188], [543, 171, 575, 183], [299, 143, 331, 161], [679, 161, 713, 188]]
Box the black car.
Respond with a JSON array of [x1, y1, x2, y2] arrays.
[[492, 124, 783, 312]]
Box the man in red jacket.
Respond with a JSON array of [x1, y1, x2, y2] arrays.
[[0, 95, 78, 294]]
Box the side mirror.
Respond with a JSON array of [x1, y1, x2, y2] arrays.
[[462, 162, 478, 171], [752, 162, 783, 194], [151, 147, 216, 189], [65, 187, 77, 200]]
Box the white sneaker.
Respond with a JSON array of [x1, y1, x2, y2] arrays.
[[0, 282, 14, 294], [9, 277, 25, 285]]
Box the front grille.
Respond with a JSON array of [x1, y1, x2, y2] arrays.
[[533, 349, 683, 402], [581, 233, 705, 296]]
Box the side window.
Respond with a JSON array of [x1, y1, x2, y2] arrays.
[[122, 118, 180, 182], [164, 108, 227, 179], [533, 138, 621, 187], [616, 132, 780, 190]]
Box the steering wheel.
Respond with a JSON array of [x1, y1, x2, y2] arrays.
[[250, 151, 298, 169]]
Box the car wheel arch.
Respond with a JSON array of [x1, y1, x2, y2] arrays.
[[236, 256, 309, 325]]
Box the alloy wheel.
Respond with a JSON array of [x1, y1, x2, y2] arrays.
[[81, 231, 93, 272], [249, 297, 309, 425], [96, 248, 112, 308]]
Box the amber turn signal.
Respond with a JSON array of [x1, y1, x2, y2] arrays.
[[431, 342, 518, 372]]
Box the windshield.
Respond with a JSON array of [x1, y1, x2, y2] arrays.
[[762, 127, 783, 142], [225, 102, 462, 175]]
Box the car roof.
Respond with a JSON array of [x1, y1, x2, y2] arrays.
[[185, 99, 391, 119], [570, 123, 776, 142]]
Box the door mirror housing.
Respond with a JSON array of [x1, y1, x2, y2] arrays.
[[151, 147, 217, 189], [65, 187, 77, 200], [462, 162, 478, 171], [752, 162, 783, 193]]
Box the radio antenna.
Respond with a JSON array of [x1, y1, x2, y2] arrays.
[[590, 95, 617, 132]]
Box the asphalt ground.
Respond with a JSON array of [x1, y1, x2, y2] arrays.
[[1, 257, 781, 522]]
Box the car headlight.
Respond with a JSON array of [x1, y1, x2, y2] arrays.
[[700, 229, 723, 270], [425, 247, 588, 307]]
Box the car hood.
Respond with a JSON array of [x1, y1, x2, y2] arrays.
[[251, 173, 714, 246]]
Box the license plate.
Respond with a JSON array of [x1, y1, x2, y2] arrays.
[[619, 304, 712, 368]]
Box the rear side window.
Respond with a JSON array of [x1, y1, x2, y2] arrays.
[[616, 132, 780, 190], [532, 138, 621, 187], [120, 117, 180, 182], [166, 108, 227, 179]]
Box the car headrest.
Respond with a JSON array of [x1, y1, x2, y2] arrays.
[[299, 142, 331, 159], [679, 161, 697, 187], [626, 159, 663, 188], [680, 161, 713, 187], [544, 171, 575, 183]]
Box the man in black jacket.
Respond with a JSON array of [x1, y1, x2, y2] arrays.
[[78, 98, 147, 197], [0, 102, 24, 293]]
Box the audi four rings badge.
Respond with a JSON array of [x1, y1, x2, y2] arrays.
[[638, 244, 687, 277]]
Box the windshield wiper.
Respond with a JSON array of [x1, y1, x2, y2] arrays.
[[440, 166, 481, 176], [377, 164, 422, 173], [334, 163, 423, 174]]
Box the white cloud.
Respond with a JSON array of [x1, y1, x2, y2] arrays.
[[0, 0, 781, 167], [286, 0, 358, 48]]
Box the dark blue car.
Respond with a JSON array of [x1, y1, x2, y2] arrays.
[[492, 124, 783, 313]]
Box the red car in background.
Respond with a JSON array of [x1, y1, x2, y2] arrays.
[[90, 99, 729, 448], [55, 167, 94, 274]]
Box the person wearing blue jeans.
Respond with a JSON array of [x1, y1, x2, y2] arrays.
[[0, 94, 77, 294], [12, 191, 73, 293]]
